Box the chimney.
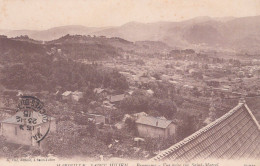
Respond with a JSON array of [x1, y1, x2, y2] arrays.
[[156, 121, 158, 126]]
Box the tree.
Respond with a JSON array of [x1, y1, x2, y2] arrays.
[[152, 73, 161, 80], [149, 98, 177, 119], [143, 137, 159, 154], [99, 131, 113, 145], [176, 114, 197, 141], [120, 95, 149, 114], [125, 118, 138, 136], [192, 87, 201, 97]]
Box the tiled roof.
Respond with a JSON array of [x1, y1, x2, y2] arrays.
[[151, 103, 260, 161], [136, 116, 173, 129]]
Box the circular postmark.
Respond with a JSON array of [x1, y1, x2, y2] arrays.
[[16, 96, 51, 146]]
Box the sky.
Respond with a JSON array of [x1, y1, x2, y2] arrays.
[[0, 0, 260, 30]]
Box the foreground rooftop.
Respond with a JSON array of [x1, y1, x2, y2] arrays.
[[151, 101, 260, 161]]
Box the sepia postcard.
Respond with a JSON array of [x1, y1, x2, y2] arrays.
[[0, 0, 260, 166]]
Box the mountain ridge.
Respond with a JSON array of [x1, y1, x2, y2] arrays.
[[1, 16, 260, 53]]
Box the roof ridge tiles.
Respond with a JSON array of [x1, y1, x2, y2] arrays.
[[244, 104, 260, 130], [151, 103, 245, 161]]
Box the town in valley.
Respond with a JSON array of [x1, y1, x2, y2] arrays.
[[0, 15, 260, 161]]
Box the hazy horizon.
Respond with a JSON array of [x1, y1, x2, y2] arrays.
[[0, 0, 260, 30], [1, 15, 260, 31]]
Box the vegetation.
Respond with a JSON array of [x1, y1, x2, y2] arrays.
[[1, 33, 260, 160], [0, 37, 128, 92], [176, 114, 198, 141], [120, 91, 177, 119]]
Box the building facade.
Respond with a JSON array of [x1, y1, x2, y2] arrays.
[[136, 116, 176, 139], [0, 111, 56, 148]]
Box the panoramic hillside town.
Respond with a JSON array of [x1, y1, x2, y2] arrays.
[[0, 0, 260, 161], [0, 32, 259, 160]]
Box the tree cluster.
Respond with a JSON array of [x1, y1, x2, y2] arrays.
[[120, 91, 177, 119]]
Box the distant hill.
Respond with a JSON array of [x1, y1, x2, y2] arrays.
[[47, 34, 172, 56], [1, 16, 260, 53], [0, 34, 172, 63], [0, 36, 130, 92], [0, 25, 107, 41], [94, 16, 260, 52]]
